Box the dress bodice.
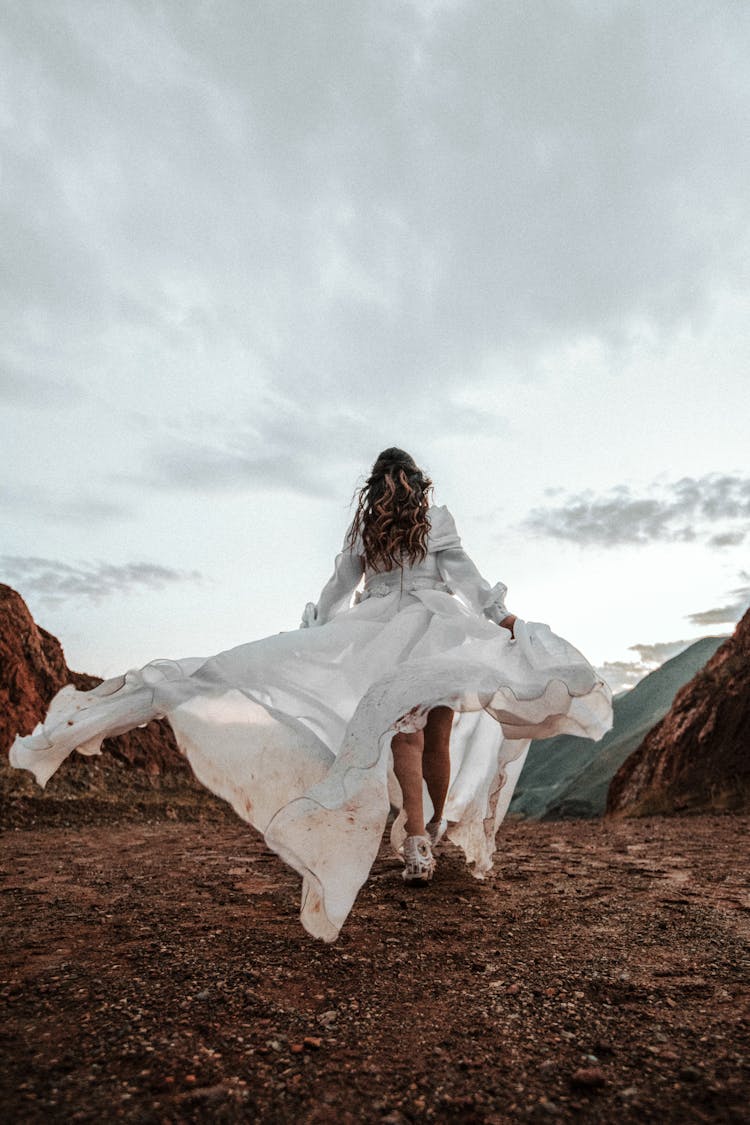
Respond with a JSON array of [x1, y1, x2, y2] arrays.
[[364, 531, 445, 594], [303, 505, 510, 628]]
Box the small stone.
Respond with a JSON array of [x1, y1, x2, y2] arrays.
[[195, 990, 210, 1001], [507, 983, 521, 994], [679, 1066, 701, 1082], [570, 1067, 607, 1089], [303, 1036, 322, 1050], [539, 1060, 557, 1075], [317, 1010, 338, 1027], [538, 1100, 561, 1116], [289, 1043, 304, 1054]]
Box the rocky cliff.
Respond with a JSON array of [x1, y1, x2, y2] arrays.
[[0, 584, 228, 826], [607, 607, 750, 816]]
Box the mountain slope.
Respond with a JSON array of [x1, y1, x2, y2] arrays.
[[508, 635, 727, 820], [607, 607, 750, 816]]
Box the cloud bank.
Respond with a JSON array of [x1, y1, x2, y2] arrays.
[[0, 556, 202, 605], [686, 576, 750, 626], [521, 474, 750, 548]]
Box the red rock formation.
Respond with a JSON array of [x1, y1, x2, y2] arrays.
[[0, 584, 226, 824], [607, 607, 750, 816]]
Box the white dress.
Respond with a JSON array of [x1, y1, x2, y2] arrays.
[[10, 505, 613, 941]]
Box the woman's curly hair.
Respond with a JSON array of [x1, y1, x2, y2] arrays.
[[347, 448, 433, 571]]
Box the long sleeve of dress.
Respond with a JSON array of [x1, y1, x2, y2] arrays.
[[431, 506, 511, 625], [301, 529, 364, 627]]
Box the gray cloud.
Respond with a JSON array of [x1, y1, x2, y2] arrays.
[[0, 556, 202, 605], [686, 580, 750, 626], [124, 399, 370, 497], [597, 639, 697, 695], [0, 365, 81, 407], [146, 442, 336, 498], [1, 0, 748, 417], [597, 632, 732, 694], [520, 473, 750, 548], [118, 391, 491, 498], [628, 639, 705, 666], [0, 485, 131, 525], [707, 530, 746, 548], [595, 659, 653, 695]]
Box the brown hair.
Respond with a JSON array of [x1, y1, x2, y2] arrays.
[[347, 448, 433, 571]]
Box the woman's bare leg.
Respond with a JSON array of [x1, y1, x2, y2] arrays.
[[422, 706, 453, 822], [392, 707, 453, 836], [391, 728, 426, 836]]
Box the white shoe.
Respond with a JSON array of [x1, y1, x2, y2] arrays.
[[426, 817, 448, 849], [402, 835, 436, 883]]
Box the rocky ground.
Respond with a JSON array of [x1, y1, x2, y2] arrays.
[[1, 813, 748, 1124]]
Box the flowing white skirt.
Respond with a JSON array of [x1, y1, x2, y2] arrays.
[[10, 587, 613, 941]]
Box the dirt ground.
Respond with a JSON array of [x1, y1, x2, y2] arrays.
[[1, 813, 748, 1123]]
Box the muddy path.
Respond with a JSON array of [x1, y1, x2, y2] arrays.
[[1, 814, 748, 1122]]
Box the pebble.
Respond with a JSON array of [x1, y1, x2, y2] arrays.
[[679, 1066, 702, 1082], [570, 1067, 607, 1088]]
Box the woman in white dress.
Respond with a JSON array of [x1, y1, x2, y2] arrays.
[[11, 447, 613, 942], [328, 448, 521, 885]]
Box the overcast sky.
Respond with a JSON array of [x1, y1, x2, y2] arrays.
[[2, 0, 748, 693]]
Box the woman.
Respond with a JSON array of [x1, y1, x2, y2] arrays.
[[313, 448, 520, 885], [11, 448, 612, 942]]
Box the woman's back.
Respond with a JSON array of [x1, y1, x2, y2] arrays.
[[359, 504, 454, 591]]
